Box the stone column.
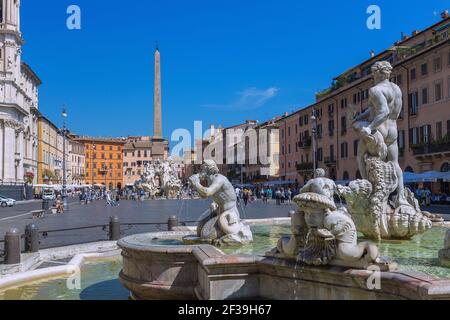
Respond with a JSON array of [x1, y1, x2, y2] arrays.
[[3, 121, 16, 183], [0, 121, 3, 180], [16, 129, 24, 182]]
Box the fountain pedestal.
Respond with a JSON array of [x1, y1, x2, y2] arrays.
[[117, 230, 450, 300], [439, 229, 450, 268]]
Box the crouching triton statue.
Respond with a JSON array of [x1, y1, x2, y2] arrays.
[[269, 169, 394, 270], [186, 160, 253, 246]]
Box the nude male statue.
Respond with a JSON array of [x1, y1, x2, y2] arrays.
[[352, 61, 407, 205], [189, 160, 252, 244]]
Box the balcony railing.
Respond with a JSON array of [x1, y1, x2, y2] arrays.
[[412, 141, 450, 156], [298, 137, 312, 149], [296, 162, 315, 172], [324, 156, 336, 166]]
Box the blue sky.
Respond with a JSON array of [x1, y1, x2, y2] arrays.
[[22, 0, 447, 145]]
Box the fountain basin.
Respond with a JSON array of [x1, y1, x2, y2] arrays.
[[118, 226, 450, 300]]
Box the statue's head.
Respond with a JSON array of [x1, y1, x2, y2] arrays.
[[315, 168, 326, 178], [371, 61, 393, 82], [201, 160, 220, 177]]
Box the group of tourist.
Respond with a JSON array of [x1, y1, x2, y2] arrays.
[[235, 186, 296, 206]]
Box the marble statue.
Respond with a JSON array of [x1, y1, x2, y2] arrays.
[[161, 159, 183, 198], [134, 159, 182, 199], [339, 61, 442, 240], [187, 160, 253, 246], [439, 229, 450, 268], [269, 171, 390, 269]]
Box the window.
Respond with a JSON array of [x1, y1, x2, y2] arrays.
[[421, 63, 428, 76], [328, 120, 334, 136], [420, 125, 431, 144], [329, 145, 334, 161], [288, 127, 291, 137], [398, 130, 405, 150], [341, 116, 347, 134], [434, 57, 442, 72], [304, 115, 309, 125], [328, 103, 334, 114], [422, 88, 428, 105], [340, 98, 347, 109], [409, 127, 419, 145], [396, 75, 402, 85], [340, 142, 348, 159], [408, 91, 418, 115], [317, 124, 323, 139], [435, 81, 443, 101], [299, 117, 303, 126], [436, 122, 443, 140], [410, 68, 416, 81], [353, 140, 359, 157], [317, 148, 323, 161]]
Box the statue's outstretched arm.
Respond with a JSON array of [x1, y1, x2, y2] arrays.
[[195, 179, 223, 198], [368, 88, 389, 132], [353, 107, 371, 122]]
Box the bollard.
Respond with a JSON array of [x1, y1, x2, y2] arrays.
[[4, 228, 21, 265], [289, 210, 296, 218], [109, 216, 120, 241], [168, 216, 179, 231], [25, 223, 39, 253]]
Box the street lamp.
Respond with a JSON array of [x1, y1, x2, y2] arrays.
[[61, 107, 68, 210], [311, 110, 318, 178]]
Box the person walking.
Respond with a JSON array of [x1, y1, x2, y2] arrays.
[[287, 188, 293, 204], [275, 188, 281, 205], [243, 188, 249, 206]]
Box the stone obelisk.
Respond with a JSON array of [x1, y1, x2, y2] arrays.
[[153, 47, 163, 139]]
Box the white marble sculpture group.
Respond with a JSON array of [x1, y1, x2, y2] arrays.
[[187, 160, 253, 246], [271, 61, 442, 268], [134, 159, 182, 199]]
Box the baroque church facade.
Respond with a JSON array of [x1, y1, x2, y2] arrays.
[[0, 0, 41, 197]]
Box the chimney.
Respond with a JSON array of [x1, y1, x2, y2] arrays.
[[412, 30, 420, 36], [441, 10, 449, 19], [370, 50, 375, 58], [217, 124, 223, 136]]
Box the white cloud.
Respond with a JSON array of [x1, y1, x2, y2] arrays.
[[203, 87, 279, 110]]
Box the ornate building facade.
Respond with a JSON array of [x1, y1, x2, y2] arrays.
[[0, 1, 41, 198], [275, 13, 450, 189], [75, 137, 126, 190]]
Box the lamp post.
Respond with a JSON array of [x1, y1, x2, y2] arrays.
[[311, 110, 318, 178], [92, 142, 96, 188], [61, 107, 68, 210]]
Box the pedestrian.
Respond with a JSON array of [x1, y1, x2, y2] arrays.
[[243, 188, 249, 206], [287, 188, 292, 204], [275, 189, 281, 205], [235, 187, 241, 202]]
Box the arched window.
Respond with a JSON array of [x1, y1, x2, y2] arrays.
[[343, 171, 349, 180], [356, 170, 362, 179], [405, 166, 414, 173], [440, 163, 450, 172]]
